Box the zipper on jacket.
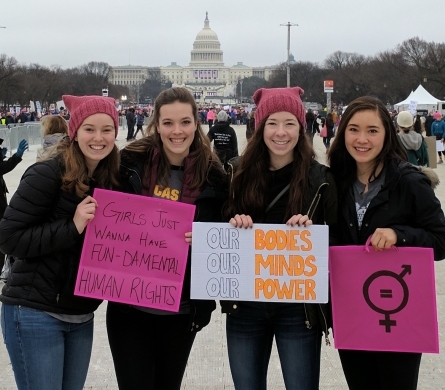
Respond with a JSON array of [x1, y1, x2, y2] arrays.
[[319, 304, 331, 346], [56, 294, 60, 304], [306, 182, 328, 220], [303, 304, 312, 329]]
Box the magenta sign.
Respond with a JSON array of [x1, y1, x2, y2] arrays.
[[330, 245, 439, 353], [74, 189, 195, 312]]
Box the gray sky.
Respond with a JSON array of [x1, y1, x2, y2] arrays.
[[3, 0, 444, 69]]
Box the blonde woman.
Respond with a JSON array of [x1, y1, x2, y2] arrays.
[[36, 115, 69, 161]]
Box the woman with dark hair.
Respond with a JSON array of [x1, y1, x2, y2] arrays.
[[328, 96, 445, 390], [223, 86, 337, 390], [106, 87, 227, 390], [0, 95, 120, 390], [322, 112, 335, 151]]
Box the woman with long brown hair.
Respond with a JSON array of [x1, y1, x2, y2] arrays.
[[106, 87, 227, 389], [223, 86, 337, 390], [0, 95, 120, 390]]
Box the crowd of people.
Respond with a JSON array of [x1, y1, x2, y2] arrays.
[[0, 86, 444, 390]]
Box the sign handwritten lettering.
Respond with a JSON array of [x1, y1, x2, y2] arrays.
[[191, 223, 329, 303], [74, 188, 195, 312]]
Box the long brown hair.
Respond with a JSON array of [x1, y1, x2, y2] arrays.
[[124, 87, 221, 190], [40, 115, 68, 136], [224, 116, 315, 221], [328, 96, 407, 197], [57, 138, 120, 197]]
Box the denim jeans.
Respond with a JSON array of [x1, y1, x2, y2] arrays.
[[226, 302, 321, 390], [1, 304, 94, 390]]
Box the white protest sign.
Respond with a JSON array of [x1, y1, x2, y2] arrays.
[[191, 223, 329, 303], [409, 100, 418, 116]]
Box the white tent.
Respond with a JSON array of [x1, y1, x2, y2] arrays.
[[394, 85, 444, 113]]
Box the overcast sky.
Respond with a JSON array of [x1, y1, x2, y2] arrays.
[[3, 0, 445, 70]]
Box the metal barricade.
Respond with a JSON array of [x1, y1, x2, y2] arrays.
[[0, 123, 43, 157]]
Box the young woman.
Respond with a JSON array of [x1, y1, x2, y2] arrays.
[[106, 87, 227, 390], [328, 96, 445, 390], [396, 110, 429, 166], [36, 114, 69, 161], [0, 95, 120, 390], [223, 86, 337, 390]]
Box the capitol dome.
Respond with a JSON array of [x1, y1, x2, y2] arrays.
[[190, 12, 224, 66]]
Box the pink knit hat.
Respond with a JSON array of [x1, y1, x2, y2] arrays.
[[433, 112, 442, 119], [253, 86, 306, 130], [62, 95, 119, 140]]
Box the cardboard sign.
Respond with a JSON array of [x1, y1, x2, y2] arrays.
[[191, 223, 329, 303], [74, 189, 195, 312], [330, 245, 439, 353]]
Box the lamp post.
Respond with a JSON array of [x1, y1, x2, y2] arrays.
[[280, 22, 298, 88], [240, 79, 243, 103], [121, 95, 127, 110]]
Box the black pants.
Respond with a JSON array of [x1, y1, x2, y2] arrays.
[[339, 349, 421, 390], [208, 119, 213, 129], [106, 302, 196, 390], [126, 124, 135, 140], [134, 124, 143, 138]]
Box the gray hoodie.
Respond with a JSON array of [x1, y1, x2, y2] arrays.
[[398, 130, 422, 151]]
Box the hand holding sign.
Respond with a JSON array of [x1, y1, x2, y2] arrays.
[[229, 214, 253, 228], [286, 214, 312, 227], [370, 228, 397, 251], [73, 196, 98, 234]]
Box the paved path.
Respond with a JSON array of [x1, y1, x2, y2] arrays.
[[0, 125, 444, 389]]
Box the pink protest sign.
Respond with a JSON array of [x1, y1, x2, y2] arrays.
[[74, 188, 195, 312], [330, 245, 439, 353]]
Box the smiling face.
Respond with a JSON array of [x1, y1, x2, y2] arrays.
[[345, 109, 386, 173], [263, 111, 300, 169], [158, 101, 196, 165], [75, 113, 116, 175]]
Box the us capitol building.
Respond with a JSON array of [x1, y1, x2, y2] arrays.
[[108, 13, 277, 104]]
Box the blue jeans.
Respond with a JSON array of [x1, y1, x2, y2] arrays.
[[1, 304, 94, 390], [226, 302, 321, 390]]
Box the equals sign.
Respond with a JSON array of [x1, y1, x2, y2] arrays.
[[380, 289, 393, 298]]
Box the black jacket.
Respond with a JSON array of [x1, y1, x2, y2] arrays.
[[0, 153, 22, 218], [126, 110, 136, 126], [207, 121, 239, 165], [221, 160, 338, 339], [335, 159, 445, 261], [119, 146, 228, 330], [0, 158, 102, 314]]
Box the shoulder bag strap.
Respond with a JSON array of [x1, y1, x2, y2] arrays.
[[265, 183, 291, 213]]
